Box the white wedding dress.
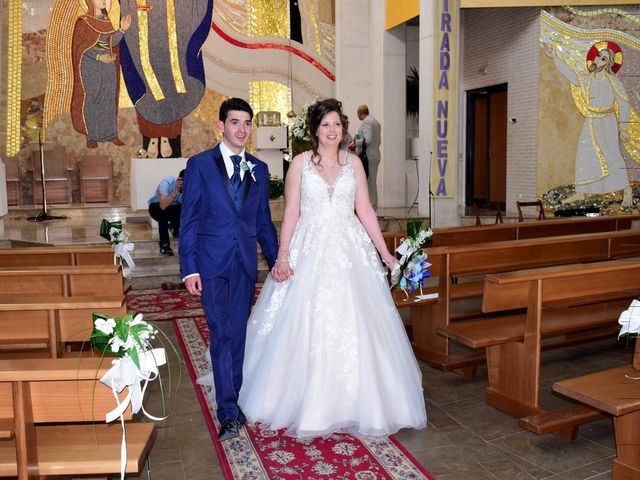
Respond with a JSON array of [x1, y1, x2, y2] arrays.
[[238, 152, 427, 438]]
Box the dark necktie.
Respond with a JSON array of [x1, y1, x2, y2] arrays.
[[230, 155, 242, 192]]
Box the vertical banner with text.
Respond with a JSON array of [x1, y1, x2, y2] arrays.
[[431, 0, 458, 198]]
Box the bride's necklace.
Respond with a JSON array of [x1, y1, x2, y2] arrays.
[[320, 154, 340, 169]]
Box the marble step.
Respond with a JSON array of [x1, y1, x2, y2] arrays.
[[127, 241, 270, 290]]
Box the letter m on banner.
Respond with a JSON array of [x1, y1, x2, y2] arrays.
[[430, 0, 458, 198]]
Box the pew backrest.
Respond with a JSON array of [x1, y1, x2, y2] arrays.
[[482, 260, 640, 313], [0, 265, 126, 297], [0, 246, 114, 268]]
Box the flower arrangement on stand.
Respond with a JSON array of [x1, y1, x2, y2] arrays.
[[100, 218, 135, 276], [617, 299, 640, 374], [390, 222, 434, 301], [289, 103, 312, 156], [91, 312, 171, 479]]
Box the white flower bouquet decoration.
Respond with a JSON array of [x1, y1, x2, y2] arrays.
[[91, 312, 170, 478], [618, 299, 640, 339], [100, 218, 135, 273], [617, 299, 640, 376]]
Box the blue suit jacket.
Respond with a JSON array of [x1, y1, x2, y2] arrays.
[[179, 145, 278, 281]]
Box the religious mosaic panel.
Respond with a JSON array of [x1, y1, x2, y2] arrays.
[[1, 0, 334, 206], [539, 6, 640, 215]]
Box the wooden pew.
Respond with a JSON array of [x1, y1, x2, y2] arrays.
[[553, 344, 640, 479], [410, 229, 640, 374], [0, 245, 115, 268], [0, 295, 127, 357], [438, 260, 640, 438], [0, 265, 129, 297], [383, 214, 640, 251], [0, 357, 156, 478]]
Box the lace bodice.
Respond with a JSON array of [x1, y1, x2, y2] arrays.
[[300, 151, 357, 218]]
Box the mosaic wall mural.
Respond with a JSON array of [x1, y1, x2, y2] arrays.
[[539, 6, 640, 215], [2, 0, 335, 206]]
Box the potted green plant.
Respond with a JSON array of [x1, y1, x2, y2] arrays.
[[269, 175, 285, 199], [406, 66, 419, 118]]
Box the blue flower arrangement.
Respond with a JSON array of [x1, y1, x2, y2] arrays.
[[390, 223, 433, 300]]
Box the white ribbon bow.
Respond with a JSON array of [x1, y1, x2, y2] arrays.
[[114, 242, 136, 270], [100, 348, 167, 480]]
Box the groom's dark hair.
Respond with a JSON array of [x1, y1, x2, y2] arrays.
[[219, 98, 254, 122]]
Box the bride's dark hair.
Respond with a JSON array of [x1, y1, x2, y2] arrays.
[[306, 98, 349, 167]]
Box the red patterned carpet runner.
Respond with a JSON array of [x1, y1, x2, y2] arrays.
[[127, 285, 263, 320], [173, 315, 435, 479]]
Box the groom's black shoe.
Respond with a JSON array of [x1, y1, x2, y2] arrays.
[[218, 420, 239, 441], [237, 408, 247, 426]]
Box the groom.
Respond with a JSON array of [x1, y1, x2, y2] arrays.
[[180, 98, 279, 441]]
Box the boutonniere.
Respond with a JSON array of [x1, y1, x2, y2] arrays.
[[240, 159, 257, 181]]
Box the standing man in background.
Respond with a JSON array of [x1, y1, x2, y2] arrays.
[[148, 169, 185, 256], [354, 105, 381, 213]]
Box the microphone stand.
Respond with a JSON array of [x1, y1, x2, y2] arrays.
[[407, 155, 420, 215], [28, 127, 67, 222]]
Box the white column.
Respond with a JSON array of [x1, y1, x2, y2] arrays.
[[378, 22, 408, 209], [335, 0, 371, 124], [337, 0, 408, 210]]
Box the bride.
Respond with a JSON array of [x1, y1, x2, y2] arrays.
[[238, 98, 427, 438]]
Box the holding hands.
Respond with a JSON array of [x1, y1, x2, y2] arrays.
[[271, 257, 294, 283]]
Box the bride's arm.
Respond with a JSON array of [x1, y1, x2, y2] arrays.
[[353, 156, 397, 269], [271, 154, 303, 282]]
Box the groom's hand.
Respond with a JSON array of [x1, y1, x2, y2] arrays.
[[185, 275, 202, 296]]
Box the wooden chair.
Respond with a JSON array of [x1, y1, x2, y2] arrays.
[[80, 155, 112, 203], [516, 200, 545, 222], [32, 146, 73, 205], [3, 158, 22, 206], [473, 200, 503, 226]]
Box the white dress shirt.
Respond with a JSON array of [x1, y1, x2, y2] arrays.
[[219, 141, 246, 181]]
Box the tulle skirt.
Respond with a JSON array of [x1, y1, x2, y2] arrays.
[[238, 215, 427, 438]]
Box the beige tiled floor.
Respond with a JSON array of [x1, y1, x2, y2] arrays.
[[1, 205, 631, 479], [132, 330, 627, 480]]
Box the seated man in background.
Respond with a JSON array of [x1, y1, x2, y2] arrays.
[[148, 169, 184, 256]]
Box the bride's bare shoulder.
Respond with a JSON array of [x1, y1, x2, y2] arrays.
[[288, 152, 307, 172]]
